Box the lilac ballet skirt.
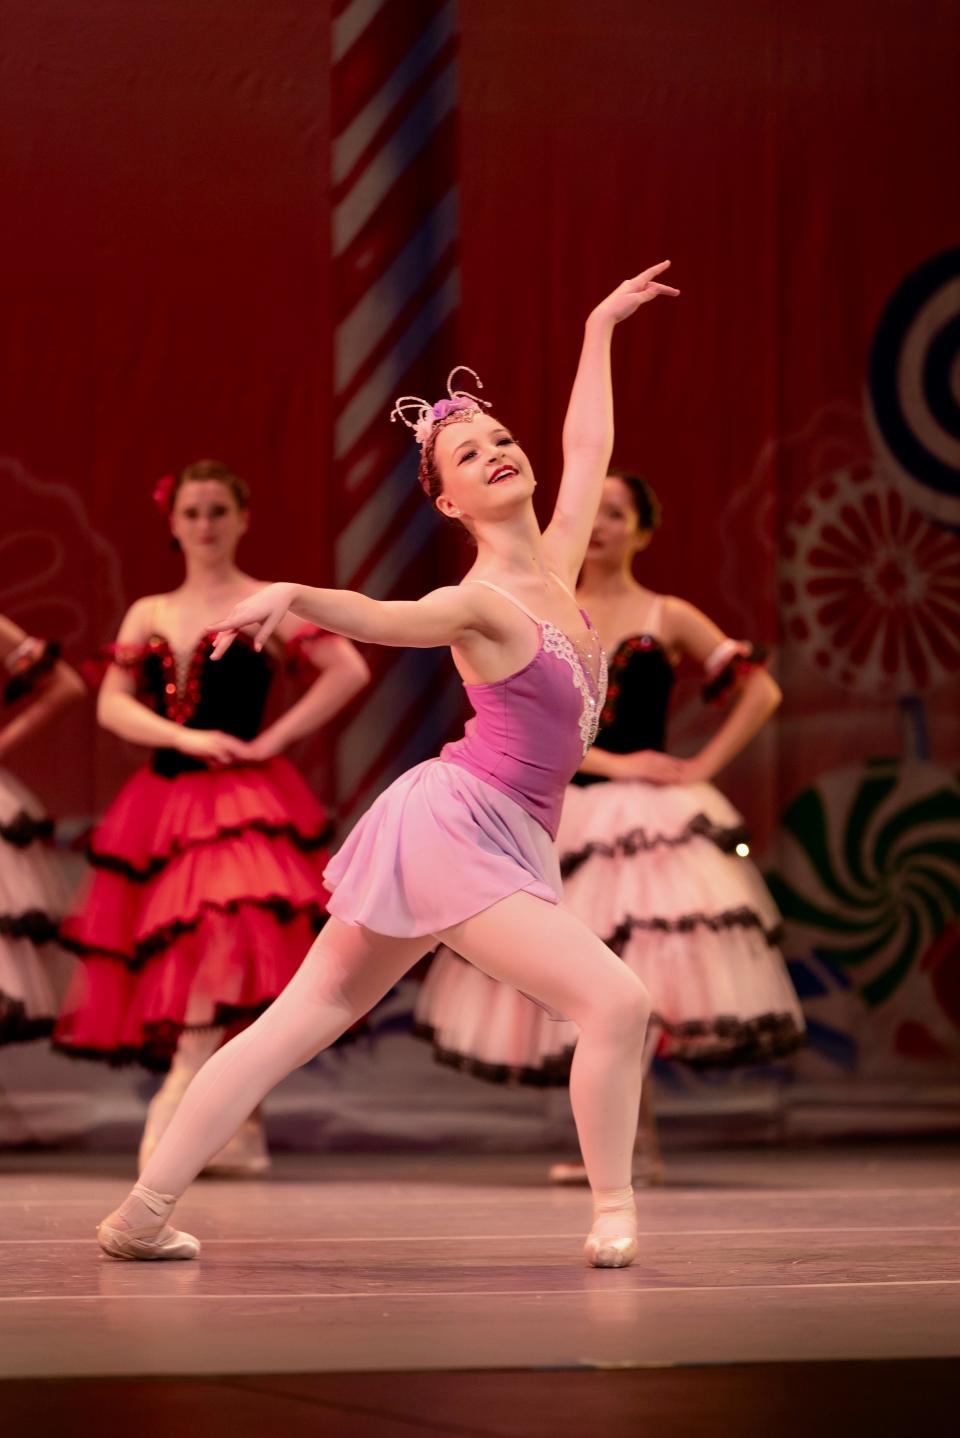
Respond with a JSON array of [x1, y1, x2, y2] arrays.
[[323, 758, 561, 937], [323, 576, 606, 939]]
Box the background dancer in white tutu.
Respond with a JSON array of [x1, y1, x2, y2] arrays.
[[0, 613, 85, 1048], [415, 469, 805, 1181], [90, 261, 679, 1271]]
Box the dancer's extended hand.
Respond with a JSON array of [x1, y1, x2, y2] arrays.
[[209, 583, 298, 660], [590, 262, 680, 326]]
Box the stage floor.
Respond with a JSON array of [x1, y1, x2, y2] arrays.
[[3, 1139, 959, 1384]]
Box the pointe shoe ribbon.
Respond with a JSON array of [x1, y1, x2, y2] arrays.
[[97, 1183, 200, 1261], [583, 1185, 638, 1269]]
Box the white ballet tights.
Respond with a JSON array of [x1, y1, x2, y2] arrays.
[[141, 1029, 223, 1149], [129, 892, 650, 1231]]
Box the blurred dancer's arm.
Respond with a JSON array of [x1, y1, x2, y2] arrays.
[[663, 598, 781, 783], [0, 613, 86, 763], [243, 629, 370, 761]]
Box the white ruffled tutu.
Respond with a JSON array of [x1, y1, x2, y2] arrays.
[[0, 767, 73, 1045], [414, 777, 805, 1082]]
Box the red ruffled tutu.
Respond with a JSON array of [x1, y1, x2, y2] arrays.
[[55, 756, 332, 1071]]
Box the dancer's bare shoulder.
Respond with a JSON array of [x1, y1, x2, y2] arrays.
[[660, 595, 727, 662], [114, 594, 164, 647]]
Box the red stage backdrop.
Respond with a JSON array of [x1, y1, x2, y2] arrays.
[[1, 1, 958, 1110]]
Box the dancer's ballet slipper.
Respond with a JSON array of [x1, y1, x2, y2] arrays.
[[583, 1185, 638, 1269], [97, 1183, 200, 1261]]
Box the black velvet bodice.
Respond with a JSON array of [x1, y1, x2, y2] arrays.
[[572, 634, 675, 787], [141, 634, 274, 777]]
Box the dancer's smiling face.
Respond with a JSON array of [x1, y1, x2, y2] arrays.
[[430, 413, 535, 527], [170, 479, 249, 562]]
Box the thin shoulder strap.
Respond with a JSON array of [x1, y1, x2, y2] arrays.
[[646, 594, 665, 637], [548, 570, 577, 603], [466, 579, 542, 625]]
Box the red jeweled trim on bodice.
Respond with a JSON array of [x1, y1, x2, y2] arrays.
[[600, 634, 667, 729]]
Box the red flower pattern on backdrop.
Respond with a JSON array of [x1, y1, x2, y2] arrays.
[[780, 465, 960, 696]]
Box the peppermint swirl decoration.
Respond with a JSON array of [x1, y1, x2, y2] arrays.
[[867, 247, 960, 529], [766, 759, 960, 1010]]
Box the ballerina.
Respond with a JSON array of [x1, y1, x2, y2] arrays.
[[0, 614, 85, 1047], [94, 261, 680, 1268], [55, 460, 369, 1175], [415, 468, 804, 1182]]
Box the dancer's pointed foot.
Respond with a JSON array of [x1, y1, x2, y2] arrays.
[[202, 1110, 271, 1178], [97, 1183, 200, 1261], [584, 1185, 637, 1269]]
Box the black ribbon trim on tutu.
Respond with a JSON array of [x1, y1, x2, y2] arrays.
[[86, 817, 336, 883], [413, 1011, 804, 1087], [560, 814, 751, 878], [3, 641, 61, 706], [604, 909, 784, 954], [0, 910, 61, 944], [650, 1009, 806, 1068], [61, 897, 328, 972], [0, 994, 55, 1048], [412, 1019, 577, 1089], [0, 810, 55, 849], [54, 990, 360, 1073]]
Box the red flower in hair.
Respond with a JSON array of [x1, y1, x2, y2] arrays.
[[152, 473, 176, 514]]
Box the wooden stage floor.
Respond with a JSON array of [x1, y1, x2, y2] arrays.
[[2, 1141, 958, 1435]]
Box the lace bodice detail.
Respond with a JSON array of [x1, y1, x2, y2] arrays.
[[541, 622, 608, 755]]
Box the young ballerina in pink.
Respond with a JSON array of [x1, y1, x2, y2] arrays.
[[95, 261, 680, 1269], [415, 470, 803, 1184]]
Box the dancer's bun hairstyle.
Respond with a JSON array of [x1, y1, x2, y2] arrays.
[[607, 468, 662, 532]]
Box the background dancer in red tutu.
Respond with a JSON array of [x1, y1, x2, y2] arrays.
[[0, 614, 85, 1047], [92, 262, 679, 1270], [54, 461, 369, 1175], [416, 469, 804, 1182]]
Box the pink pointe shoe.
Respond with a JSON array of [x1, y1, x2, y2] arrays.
[[97, 1183, 200, 1261], [583, 1185, 638, 1269]]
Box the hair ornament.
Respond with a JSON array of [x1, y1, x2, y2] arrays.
[[152, 473, 176, 515], [390, 367, 491, 447]]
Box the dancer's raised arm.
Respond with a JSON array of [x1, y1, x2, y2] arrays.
[[544, 263, 679, 583], [210, 581, 490, 661]]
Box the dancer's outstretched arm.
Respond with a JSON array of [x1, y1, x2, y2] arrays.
[[210, 581, 492, 661], [543, 263, 679, 584]]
